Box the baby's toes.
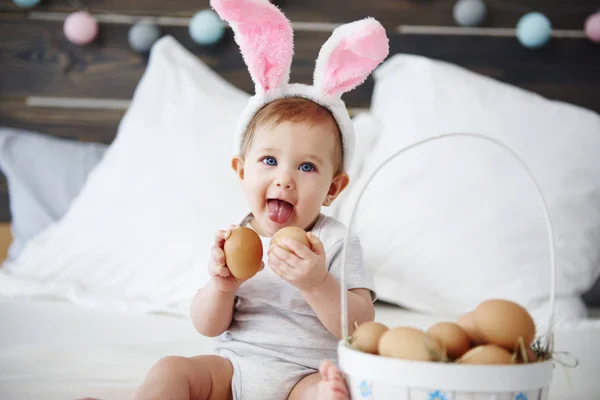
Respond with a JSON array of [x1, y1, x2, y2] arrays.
[[330, 378, 349, 395], [328, 391, 348, 400], [319, 359, 334, 377], [316, 379, 349, 400], [329, 381, 349, 400], [328, 367, 345, 382], [327, 370, 349, 395]]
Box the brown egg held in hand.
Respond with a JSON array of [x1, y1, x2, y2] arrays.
[[351, 321, 389, 355], [271, 226, 310, 251], [457, 344, 515, 365], [223, 227, 263, 280], [427, 322, 472, 360], [378, 327, 445, 362], [472, 299, 536, 351]]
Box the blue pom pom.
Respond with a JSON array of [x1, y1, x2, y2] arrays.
[[453, 0, 487, 27], [189, 9, 225, 46], [12, 0, 40, 7], [129, 21, 161, 53], [517, 12, 552, 49]]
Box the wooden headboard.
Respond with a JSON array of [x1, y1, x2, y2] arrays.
[[1, 0, 599, 223], [0, 223, 12, 263]]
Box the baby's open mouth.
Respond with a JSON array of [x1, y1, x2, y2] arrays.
[[267, 199, 293, 224]]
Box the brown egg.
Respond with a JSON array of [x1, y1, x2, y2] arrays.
[[427, 322, 472, 360], [223, 227, 263, 280], [456, 312, 484, 345], [457, 344, 515, 365], [271, 226, 310, 251], [473, 299, 536, 350], [378, 327, 445, 361], [351, 322, 389, 354]]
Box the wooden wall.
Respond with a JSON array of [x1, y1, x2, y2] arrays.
[[1, 0, 599, 221]]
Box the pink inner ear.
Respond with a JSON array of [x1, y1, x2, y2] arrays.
[[323, 23, 388, 96], [211, 0, 293, 92]]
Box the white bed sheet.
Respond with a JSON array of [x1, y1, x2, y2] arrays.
[[1, 296, 599, 400], [0, 296, 203, 399]]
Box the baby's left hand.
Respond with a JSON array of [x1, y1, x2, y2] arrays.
[[268, 232, 327, 292]]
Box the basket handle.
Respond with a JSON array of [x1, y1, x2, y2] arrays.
[[340, 132, 556, 353]]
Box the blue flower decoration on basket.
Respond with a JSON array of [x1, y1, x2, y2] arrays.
[[359, 380, 372, 397], [514, 393, 528, 400], [429, 390, 448, 400]]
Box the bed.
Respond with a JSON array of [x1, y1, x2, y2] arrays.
[[0, 290, 453, 399], [1, 0, 600, 399], [0, 269, 599, 400]]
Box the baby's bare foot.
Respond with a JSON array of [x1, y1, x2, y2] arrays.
[[316, 360, 349, 400]]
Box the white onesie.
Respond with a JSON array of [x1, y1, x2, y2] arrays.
[[212, 213, 376, 400]]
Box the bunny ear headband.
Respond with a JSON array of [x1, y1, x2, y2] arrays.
[[210, 0, 390, 172]]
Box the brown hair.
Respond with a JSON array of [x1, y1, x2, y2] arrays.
[[240, 97, 343, 173]]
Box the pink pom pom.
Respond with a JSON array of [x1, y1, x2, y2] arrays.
[[584, 12, 600, 43], [64, 11, 98, 46]]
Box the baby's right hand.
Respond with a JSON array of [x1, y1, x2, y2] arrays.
[[209, 225, 245, 293]]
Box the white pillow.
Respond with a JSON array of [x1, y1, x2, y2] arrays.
[[0, 36, 251, 316], [333, 54, 600, 326], [0, 129, 107, 261]]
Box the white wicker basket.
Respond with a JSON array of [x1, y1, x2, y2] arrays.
[[338, 133, 557, 400]]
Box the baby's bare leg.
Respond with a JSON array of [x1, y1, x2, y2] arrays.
[[287, 360, 349, 400], [133, 355, 233, 400]]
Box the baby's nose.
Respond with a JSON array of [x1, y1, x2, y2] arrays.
[[276, 179, 292, 189], [275, 172, 294, 189]]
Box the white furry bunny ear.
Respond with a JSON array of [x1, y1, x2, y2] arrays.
[[314, 18, 389, 97], [210, 0, 294, 94]]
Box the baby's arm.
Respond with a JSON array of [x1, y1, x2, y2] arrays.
[[190, 226, 247, 337], [190, 279, 237, 337], [302, 277, 374, 340], [268, 232, 375, 340]]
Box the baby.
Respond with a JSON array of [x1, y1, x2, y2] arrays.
[[135, 97, 373, 400], [134, 1, 389, 399]]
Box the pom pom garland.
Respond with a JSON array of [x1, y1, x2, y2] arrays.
[[63, 11, 99, 46], [516, 12, 552, 49], [189, 9, 226, 46], [452, 1, 600, 47], [11, 0, 40, 7], [453, 0, 487, 27], [128, 20, 162, 53], [584, 12, 600, 43], [23, 1, 600, 52]]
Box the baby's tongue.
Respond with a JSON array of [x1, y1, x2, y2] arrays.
[[268, 199, 293, 224]]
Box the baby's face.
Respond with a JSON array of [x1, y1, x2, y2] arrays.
[[233, 119, 346, 237]]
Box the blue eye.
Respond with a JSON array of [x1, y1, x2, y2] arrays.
[[262, 156, 277, 166], [300, 163, 315, 172]]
